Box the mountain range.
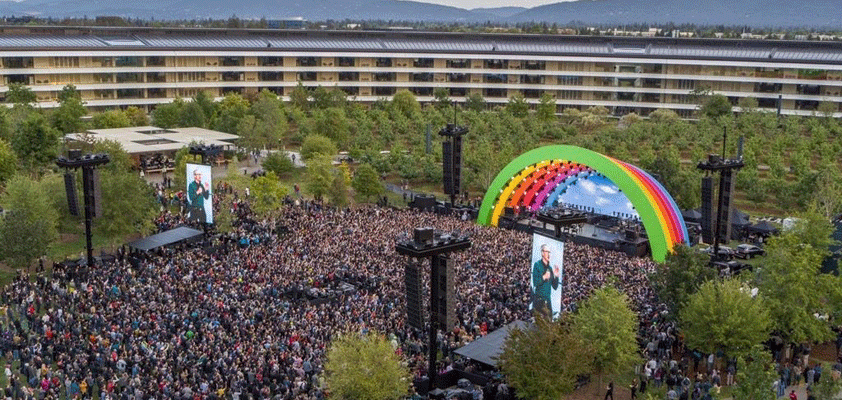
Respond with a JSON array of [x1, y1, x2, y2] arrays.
[[0, 0, 836, 28]]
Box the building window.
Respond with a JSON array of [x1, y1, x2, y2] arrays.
[[219, 57, 243, 67], [413, 58, 433, 68], [450, 88, 467, 96], [115, 57, 142, 67], [116, 73, 142, 83], [116, 88, 143, 99], [258, 57, 283, 66], [559, 90, 581, 100], [448, 73, 468, 83], [754, 83, 781, 93], [411, 73, 433, 82], [677, 79, 695, 90], [484, 74, 506, 84], [520, 75, 543, 84], [374, 72, 395, 82], [339, 87, 359, 96], [559, 76, 582, 85], [3, 57, 33, 68], [146, 72, 167, 83], [523, 89, 541, 98], [447, 59, 469, 68], [298, 72, 317, 81], [410, 87, 433, 96], [375, 58, 392, 67], [338, 72, 359, 82], [523, 61, 545, 70], [259, 72, 282, 81], [297, 57, 318, 67], [337, 57, 355, 67], [484, 59, 507, 69], [373, 87, 396, 96], [146, 56, 166, 67], [484, 88, 505, 98]]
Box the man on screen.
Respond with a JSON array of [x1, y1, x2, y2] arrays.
[[532, 243, 560, 319], [188, 169, 210, 223]]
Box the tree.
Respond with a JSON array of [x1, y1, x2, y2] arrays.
[[498, 316, 593, 400], [179, 101, 207, 127], [250, 172, 288, 218], [289, 82, 311, 111], [262, 151, 295, 177], [329, 168, 350, 207], [0, 175, 58, 269], [91, 110, 131, 129], [193, 91, 216, 122], [649, 108, 680, 123], [732, 346, 776, 400], [5, 83, 36, 105], [124, 106, 149, 127], [212, 93, 250, 134], [151, 101, 183, 128], [506, 94, 529, 118], [300, 134, 337, 161], [433, 87, 451, 109], [95, 168, 157, 243], [324, 332, 411, 400], [305, 155, 333, 201], [758, 207, 838, 345], [0, 139, 17, 183], [680, 279, 772, 360], [249, 92, 287, 148], [650, 244, 718, 318], [313, 107, 350, 149], [352, 163, 384, 202], [536, 92, 557, 122], [573, 286, 640, 380], [817, 101, 837, 119], [391, 90, 420, 118], [52, 85, 87, 134], [700, 94, 733, 120], [465, 93, 486, 112], [810, 363, 842, 400], [11, 113, 60, 173]]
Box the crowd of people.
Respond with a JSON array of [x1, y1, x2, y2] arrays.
[[0, 183, 830, 399]]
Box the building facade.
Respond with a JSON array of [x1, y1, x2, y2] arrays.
[[1, 25, 841, 117]]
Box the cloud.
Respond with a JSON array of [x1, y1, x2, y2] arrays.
[[595, 197, 610, 206], [599, 184, 618, 195], [579, 179, 598, 195]]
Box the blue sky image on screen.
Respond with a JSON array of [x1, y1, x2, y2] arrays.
[[555, 174, 639, 219]]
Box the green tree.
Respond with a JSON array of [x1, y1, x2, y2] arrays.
[[96, 168, 157, 243], [506, 94, 529, 118], [52, 85, 87, 134], [433, 87, 451, 109], [305, 155, 333, 201], [810, 363, 842, 400], [262, 151, 295, 177], [0, 139, 16, 183], [124, 106, 149, 127], [328, 168, 350, 207], [250, 172, 288, 218], [5, 83, 36, 105], [680, 279, 772, 360], [391, 89, 421, 118], [649, 108, 680, 123], [91, 110, 131, 129], [700, 93, 733, 120], [300, 134, 337, 161], [193, 91, 216, 122], [498, 316, 593, 400], [732, 346, 776, 400], [249, 92, 287, 147], [11, 113, 60, 173], [179, 101, 207, 127], [0, 175, 58, 269], [289, 82, 310, 111], [212, 93, 250, 134], [324, 332, 411, 400], [536, 92, 557, 122], [573, 286, 640, 380], [152, 101, 183, 128], [758, 207, 838, 345], [313, 107, 350, 149], [465, 93, 486, 112], [651, 243, 718, 318], [352, 163, 384, 202]]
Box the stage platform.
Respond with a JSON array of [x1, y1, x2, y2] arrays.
[[506, 217, 650, 258]]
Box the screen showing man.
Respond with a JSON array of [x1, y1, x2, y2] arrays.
[[186, 163, 213, 224], [530, 233, 564, 320]]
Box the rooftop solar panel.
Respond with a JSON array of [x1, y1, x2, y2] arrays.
[[495, 42, 610, 54], [382, 39, 494, 52], [266, 37, 382, 50], [137, 35, 268, 48], [0, 35, 106, 48]]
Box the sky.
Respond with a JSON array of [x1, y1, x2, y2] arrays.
[[413, 0, 572, 10], [556, 174, 639, 219]]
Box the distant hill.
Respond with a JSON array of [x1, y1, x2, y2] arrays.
[[469, 6, 527, 19], [506, 0, 839, 28], [0, 0, 836, 27]]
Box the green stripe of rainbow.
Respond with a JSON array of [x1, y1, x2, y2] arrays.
[[477, 145, 688, 262]]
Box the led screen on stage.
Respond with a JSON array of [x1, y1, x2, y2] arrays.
[[530, 232, 564, 320], [186, 163, 213, 224]]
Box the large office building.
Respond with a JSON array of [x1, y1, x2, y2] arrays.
[[0, 25, 840, 117]]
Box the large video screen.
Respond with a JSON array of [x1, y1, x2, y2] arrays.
[[186, 163, 213, 224], [530, 233, 564, 320]]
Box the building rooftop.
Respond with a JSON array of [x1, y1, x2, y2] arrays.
[[66, 126, 239, 155], [0, 26, 840, 64]]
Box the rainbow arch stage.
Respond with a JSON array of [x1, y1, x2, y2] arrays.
[[477, 145, 689, 262]]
